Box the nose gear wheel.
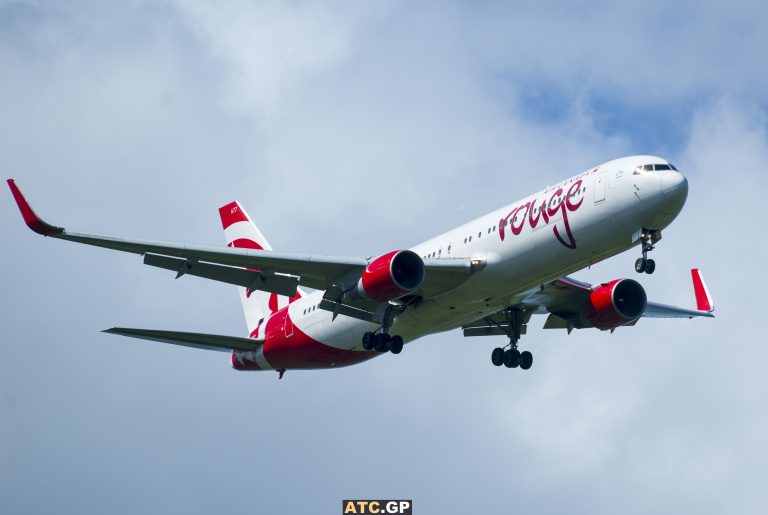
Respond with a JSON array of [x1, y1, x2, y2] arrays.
[[635, 229, 660, 274]]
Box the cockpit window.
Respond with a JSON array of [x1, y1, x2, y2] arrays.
[[635, 162, 678, 173], [636, 163, 677, 172]]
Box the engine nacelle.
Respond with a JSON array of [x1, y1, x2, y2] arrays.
[[580, 279, 647, 330], [356, 250, 425, 302]]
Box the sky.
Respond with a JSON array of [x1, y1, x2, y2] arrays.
[[1, 1, 767, 513]]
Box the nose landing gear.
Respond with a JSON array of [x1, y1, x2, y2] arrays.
[[635, 229, 660, 274]]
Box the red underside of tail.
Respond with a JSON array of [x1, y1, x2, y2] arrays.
[[232, 307, 378, 371]]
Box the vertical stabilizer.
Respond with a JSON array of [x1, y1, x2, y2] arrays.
[[219, 201, 301, 337]]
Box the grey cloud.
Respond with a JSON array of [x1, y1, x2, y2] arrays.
[[1, 2, 766, 515]]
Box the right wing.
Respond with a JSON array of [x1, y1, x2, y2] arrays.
[[463, 269, 714, 336], [7, 180, 478, 301]]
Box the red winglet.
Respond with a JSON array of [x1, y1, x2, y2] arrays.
[[6, 179, 65, 236], [691, 268, 714, 312]]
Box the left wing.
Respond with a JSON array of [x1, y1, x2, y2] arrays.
[[7, 180, 477, 301]]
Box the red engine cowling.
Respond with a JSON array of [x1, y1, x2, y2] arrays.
[[581, 279, 647, 330], [356, 250, 425, 302]]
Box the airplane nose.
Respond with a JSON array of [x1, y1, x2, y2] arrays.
[[662, 171, 688, 206]]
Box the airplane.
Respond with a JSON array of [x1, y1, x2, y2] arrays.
[[6, 155, 714, 377]]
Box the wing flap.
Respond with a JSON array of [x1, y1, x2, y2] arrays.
[[103, 327, 262, 352], [143, 253, 300, 297]]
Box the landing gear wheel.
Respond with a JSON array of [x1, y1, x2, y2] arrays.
[[504, 348, 521, 368], [519, 351, 533, 370], [390, 335, 404, 354], [491, 347, 504, 366], [362, 332, 375, 350], [636, 230, 659, 274], [374, 333, 391, 352]]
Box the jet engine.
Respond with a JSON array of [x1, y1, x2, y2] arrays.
[[355, 250, 425, 302], [578, 279, 647, 330]]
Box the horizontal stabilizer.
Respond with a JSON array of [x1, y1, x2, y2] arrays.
[[103, 327, 262, 352]]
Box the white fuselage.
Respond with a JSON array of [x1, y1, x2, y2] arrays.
[[236, 155, 688, 366]]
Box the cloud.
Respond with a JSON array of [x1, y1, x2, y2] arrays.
[[1, 2, 767, 514]]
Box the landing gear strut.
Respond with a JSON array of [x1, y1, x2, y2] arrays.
[[361, 302, 406, 355], [635, 229, 660, 274], [490, 307, 533, 371]]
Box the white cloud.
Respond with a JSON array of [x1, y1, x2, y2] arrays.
[[1, 2, 767, 514], [169, 0, 385, 120]]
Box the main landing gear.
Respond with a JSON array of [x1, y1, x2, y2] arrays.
[[490, 307, 533, 371], [362, 331, 404, 354], [362, 302, 405, 354], [491, 346, 533, 370], [635, 229, 660, 274]]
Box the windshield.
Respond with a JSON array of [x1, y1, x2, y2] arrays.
[[634, 163, 679, 173]]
